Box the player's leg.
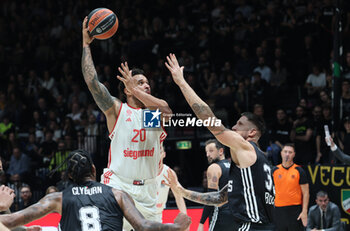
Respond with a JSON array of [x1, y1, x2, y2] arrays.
[[122, 181, 158, 230]]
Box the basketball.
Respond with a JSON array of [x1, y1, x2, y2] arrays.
[[87, 8, 118, 40]]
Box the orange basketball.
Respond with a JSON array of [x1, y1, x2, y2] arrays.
[[87, 8, 118, 40]]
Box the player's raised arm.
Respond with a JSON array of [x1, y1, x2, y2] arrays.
[[167, 169, 187, 214], [117, 62, 172, 121], [164, 169, 228, 206], [165, 53, 256, 167], [114, 189, 191, 230], [0, 192, 61, 229], [81, 16, 121, 131]]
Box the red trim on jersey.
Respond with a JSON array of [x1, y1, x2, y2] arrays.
[[126, 103, 141, 110], [108, 103, 123, 138]]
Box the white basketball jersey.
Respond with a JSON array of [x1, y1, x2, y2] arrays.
[[108, 103, 167, 180], [155, 164, 170, 216]]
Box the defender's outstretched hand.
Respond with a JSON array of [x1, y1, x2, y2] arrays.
[[82, 17, 95, 46], [164, 168, 183, 195], [165, 53, 185, 85], [117, 62, 138, 94]]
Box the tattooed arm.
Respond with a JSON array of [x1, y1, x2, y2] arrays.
[[165, 168, 228, 206], [113, 189, 191, 231], [0, 193, 61, 229], [82, 17, 121, 132], [165, 54, 256, 168], [207, 163, 221, 190]]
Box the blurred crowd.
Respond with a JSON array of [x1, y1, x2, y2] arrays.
[[1, 0, 350, 210]]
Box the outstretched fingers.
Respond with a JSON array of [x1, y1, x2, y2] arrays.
[[166, 55, 175, 68], [118, 62, 132, 79], [170, 53, 179, 65], [116, 75, 125, 83]]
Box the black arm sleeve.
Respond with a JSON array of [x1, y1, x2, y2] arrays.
[[332, 148, 350, 165], [199, 188, 216, 224]]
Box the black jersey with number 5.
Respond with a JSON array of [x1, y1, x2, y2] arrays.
[[59, 181, 123, 231], [227, 141, 274, 224]]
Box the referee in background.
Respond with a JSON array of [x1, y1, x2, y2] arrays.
[[272, 144, 309, 230]]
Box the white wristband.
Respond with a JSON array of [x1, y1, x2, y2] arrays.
[[331, 144, 337, 152]]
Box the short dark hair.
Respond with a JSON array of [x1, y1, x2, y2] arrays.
[[282, 143, 295, 151], [205, 139, 224, 151], [118, 68, 145, 101], [67, 149, 93, 184], [241, 112, 266, 135], [316, 190, 328, 198]]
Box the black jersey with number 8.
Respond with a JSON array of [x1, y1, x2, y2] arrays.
[[60, 181, 123, 231]]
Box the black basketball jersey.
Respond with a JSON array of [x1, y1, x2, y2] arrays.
[[216, 159, 231, 211], [227, 141, 274, 224], [217, 159, 230, 190], [60, 181, 123, 231]]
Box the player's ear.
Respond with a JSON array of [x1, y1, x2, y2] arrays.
[[248, 128, 257, 138], [91, 164, 97, 178]]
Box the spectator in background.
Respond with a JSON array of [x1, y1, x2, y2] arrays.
[[18, 186, 34, 210], [305, 64, 326, 103], [45, 186, 58, 195], [315, 106, 333, 164], [268, 109, 292, 165], [253, 104, 270, 152], [38, 130, 57, 165], [47, 120, 62, 142], [253, 56, 272, 83], [250, 71, 268, 105], [270, 59, 287, 88], [7, 147, 31, 181], [67, 83, 88, 107], [83, 114, 99, 158], [54, 95, 68, 121], [307, 191, 342, 231], [61, 116, 76, 139], [342, 51, 350, 79], [233, 81, 249, 115], [36, 98, 49, 122], [319, 90, 331, 108], [235, 48, 254, 79], [341, 80, 350, 118], [31, 110, 45, 143], [0, 116, 14, 141], [273, 144, 309, 230], [23, 133, 40, 169], [338, 116, 350, 155], [66, 102, 82, 130], [0, 158, 4, 178], [49, 140, 69, 184], [290, 106, 314, 165], [40, 70, 58, 98]]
